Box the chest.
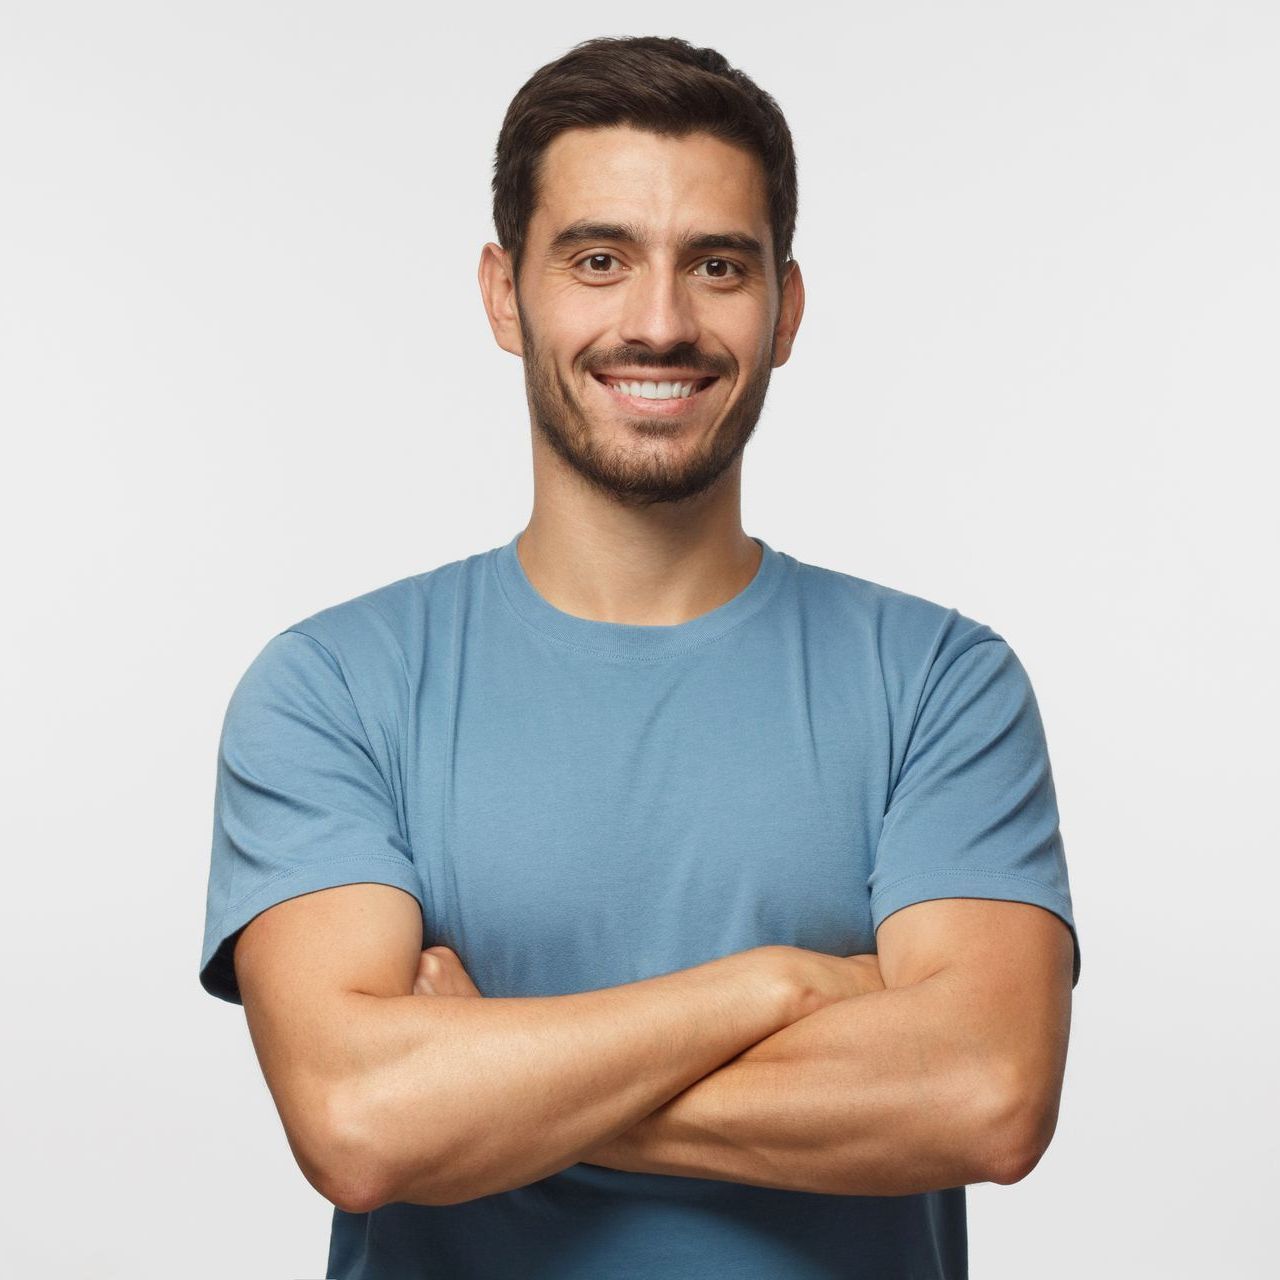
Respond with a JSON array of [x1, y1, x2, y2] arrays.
[[406, 645, 888, 996]]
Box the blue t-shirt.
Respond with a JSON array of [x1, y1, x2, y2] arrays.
[[200, 531, 1080, 1280]]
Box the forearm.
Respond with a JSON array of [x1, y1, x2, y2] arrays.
[[578, 968, 1013, 1196], [338, 947, 803, 1208]]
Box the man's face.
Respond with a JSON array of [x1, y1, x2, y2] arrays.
[[506, 125, 799, 508]]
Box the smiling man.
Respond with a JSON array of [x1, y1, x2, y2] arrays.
[[199, 35, 1081, 1280]]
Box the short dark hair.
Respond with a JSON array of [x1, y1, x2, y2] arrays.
[[491, 36, 798, 290]]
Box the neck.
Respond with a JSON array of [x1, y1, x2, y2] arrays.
[[514, 507, 762, 627]]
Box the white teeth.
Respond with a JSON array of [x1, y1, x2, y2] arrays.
[[605, 378, 699, 400]]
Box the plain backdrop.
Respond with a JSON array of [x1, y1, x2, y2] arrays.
[[2, 2, 1276, 1276]]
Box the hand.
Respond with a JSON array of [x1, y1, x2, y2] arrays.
[[412, 945, 484, 997], [766, 945, 886, 1017]]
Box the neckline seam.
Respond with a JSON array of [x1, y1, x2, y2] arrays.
[[490, 541, 789, 663]]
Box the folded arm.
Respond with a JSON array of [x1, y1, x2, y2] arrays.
[[232, 883, 819, 1213], [576, 898, 1075, 1196]]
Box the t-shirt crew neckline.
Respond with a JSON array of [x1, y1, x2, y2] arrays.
[[492, 530, 786, 660]]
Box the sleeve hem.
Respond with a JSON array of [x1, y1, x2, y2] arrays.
[[199, 855, 425, 1006], [870, 867, 1081, 989]]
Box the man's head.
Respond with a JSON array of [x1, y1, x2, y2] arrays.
[[479, 37, 804, 510]]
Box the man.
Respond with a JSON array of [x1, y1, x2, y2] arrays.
[[200, 34, 1080, 1280]]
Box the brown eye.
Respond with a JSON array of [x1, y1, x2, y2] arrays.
[[694, 258, 742, 279], [583, 254, 617, 272]]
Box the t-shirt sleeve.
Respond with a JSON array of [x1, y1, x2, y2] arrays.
[[868, 635, 1081, 988], [199, 627, 425, 1005]]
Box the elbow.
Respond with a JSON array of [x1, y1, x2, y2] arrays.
[[313, 1081, 404, 1214], [982, 1074, 1060, 1186], [985, 1137, 1044, 1187], [326, 1170, 390, 1217], [319, 1074, 466, 1212]]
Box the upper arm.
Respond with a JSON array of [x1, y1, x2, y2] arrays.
[[233, 882, 424, 1210], [197, 626, 428, 1209], [868, 629, 1081, 1178], [869, 633, 1081, 991], [876, 896, 1074, 1180]]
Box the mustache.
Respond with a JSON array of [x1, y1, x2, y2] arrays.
[[584, 349, 729, 378]]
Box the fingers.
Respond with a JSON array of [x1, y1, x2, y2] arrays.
[[414, 945, 483, 997]]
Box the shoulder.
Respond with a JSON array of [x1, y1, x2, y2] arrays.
[[240, 548, 485, 712], [787, 552, 1004, 678], [292, 548, 484, 664]]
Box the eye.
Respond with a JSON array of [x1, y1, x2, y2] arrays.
[[693, 258, 744, 280], [575, 252, 623, 275]]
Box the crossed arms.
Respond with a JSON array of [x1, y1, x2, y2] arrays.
[[233, 884, 1073, 1212], [574, 901, 1072, 1198]]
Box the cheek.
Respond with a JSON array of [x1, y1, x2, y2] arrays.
[[541, 278, 614, 328]]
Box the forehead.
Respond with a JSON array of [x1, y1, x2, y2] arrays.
[[530, 125, 770, 251]]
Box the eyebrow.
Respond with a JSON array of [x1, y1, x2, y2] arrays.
[[546, 220, 766, 267]]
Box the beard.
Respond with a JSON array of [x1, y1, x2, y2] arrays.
[[517, 296, 775, 509]]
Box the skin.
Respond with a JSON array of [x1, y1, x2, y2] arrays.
[[412, 944, 884, 1004], [476, 123, 806, 626], [412, 946, 484, 997]]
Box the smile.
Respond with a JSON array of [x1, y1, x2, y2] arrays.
[[591, 373, 719, 414]]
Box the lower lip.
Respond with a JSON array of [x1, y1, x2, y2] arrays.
[[592, 375, 718, 416]]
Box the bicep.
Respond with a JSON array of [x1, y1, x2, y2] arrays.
[[875, 895, 1073, 994], [233, 882, 424, 1202], [876, 896, 1074, 1171]]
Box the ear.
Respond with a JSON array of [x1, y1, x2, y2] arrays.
[[477, 242, 524, 358], [771, 258, 805, 369]]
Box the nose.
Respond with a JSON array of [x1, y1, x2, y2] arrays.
[[617, 260, 701, 355]]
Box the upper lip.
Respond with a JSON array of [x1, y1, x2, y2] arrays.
[[593, 370, 717, 382]]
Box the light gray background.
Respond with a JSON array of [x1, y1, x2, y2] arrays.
[[2, 2, 1275, 1276]]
